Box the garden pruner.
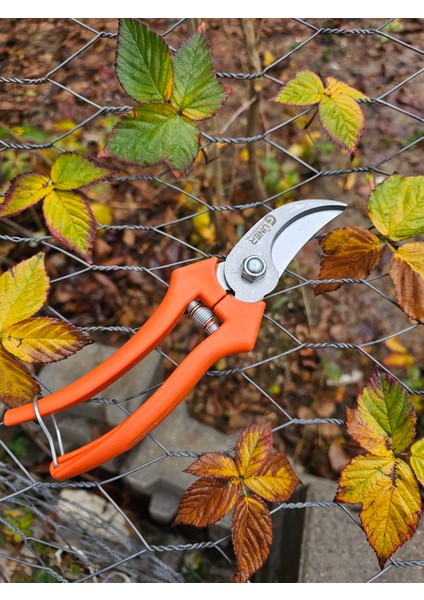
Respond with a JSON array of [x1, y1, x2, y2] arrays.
[[3, 199, 346, 479]]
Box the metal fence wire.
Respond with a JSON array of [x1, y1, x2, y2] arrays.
[[0, 18, 423, 583]]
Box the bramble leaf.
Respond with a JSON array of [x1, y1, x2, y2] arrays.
[[368, 175, 424, 241], [319, 92, 365, 153], [232, 495, 272, 583], [337, 454, 421, 567], [174, 422, 300, 582], [43, 189, 96, 262], [273, 70, 324, 106], [172, 477, 241, 528], [116, 18, 173, 104], [390, 242, 424, 323], [184, 452, 239, 479], [0, 253, 49, 331], [0, 172, 53, 217], [346, 371, 416, 455], [236, 422, 272, 478], [274, 71, 366, 152], [410, 439, 424, 487], [107, 104, 200, 176], [171, 23, 229, 121], [3, 317, 91, 363], [0, 347, 40, 408], [244, 452, 301, 502], [51, 153, 111, 190], [315, 226, 383, 295]]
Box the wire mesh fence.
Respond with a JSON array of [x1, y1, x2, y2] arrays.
[[0, 17, 423, 583]]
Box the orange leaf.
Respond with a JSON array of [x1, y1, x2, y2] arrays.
[[232, 495, 272, 583], [2, 317, 92, 363], [244, 452, 301, 502], [0, 347, 40, 408], [235, 422, 272, 478], [390, 242, 424, 323], [173, 477, 241, 528], [315, 226, 383, 295], [185, 452, 239, 479]]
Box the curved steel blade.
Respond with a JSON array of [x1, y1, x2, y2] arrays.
[[219, 199, 347, 302]]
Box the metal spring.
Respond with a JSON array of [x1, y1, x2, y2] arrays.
[[187, 300, 220, 335]]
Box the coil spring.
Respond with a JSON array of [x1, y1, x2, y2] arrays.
[[187, 300, 220, 335]]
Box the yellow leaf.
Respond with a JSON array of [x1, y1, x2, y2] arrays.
[[236, 422, 272, 478], [325, 77, 368, 99], [319, 92, 365, 153], [192, 211, 216, 243], [0, 253, 49, 332], [383, 352, 415, 369], [185, 452, 239, 479], [410, 438, 424, 487], [3, 317, 91, 363], [0, 347, 40, 408], [244, 452, 301, 502], [262, 50, 276, 67], [274, 70, 324, 106], [0, 172, 53, 217], [384, 336, 409, 354]]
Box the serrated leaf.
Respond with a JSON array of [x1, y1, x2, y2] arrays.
[[410, 438, 424, 487], [173, 477, 241, 528], [347, 371, 416, 455], [0, 172, 53, 217], [3, 317, 91, 363], [51, 153, 111, 190], [43, 189, 96, 262], [236, 422, 272, 478], [0, 347, 40, 408], [171, 23, 229, 121], [390, 242, 424, 323], [319, 92, 364, 153], [185, 452, 239, 479], [273, 70, 324, 106], [336, 454, 421, 567], [106, 103, 200, 176], [315, 226, 383, 295], [232, 495, 272, 583], [116, 18, 173, 103], [244, 452, 301, 502], [0, 253, 49, 331], [325, 77, 368, 99], [368, 175, 424, 241]]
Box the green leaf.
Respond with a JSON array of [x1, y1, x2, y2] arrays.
[[43, 190, 96, 262], [0, 172, 53, 217], [107, 103, 200, 176], [0, 253, 49, 331], [346, 371, 416, 455], [3, 317, 91, 363], [319, 93, 365, 153], [273, 70, 324, 106], [51, 153, 111, 190], [171, 23, 229, 121], [411, 438, 424, 487], [116, 18, 173, 103], [0, 347, 40, 408], [368, 175, 424, 241]]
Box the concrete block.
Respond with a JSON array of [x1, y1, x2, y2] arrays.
[[120, 401, 238, 524]]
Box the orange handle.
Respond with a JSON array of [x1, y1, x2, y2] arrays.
[[50, 295, 265, 479], [4, 258, 226, 427]]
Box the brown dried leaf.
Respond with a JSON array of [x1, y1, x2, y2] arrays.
[[315, 226, 383, 295], [389, 242, 424, 323], [232, 495, 272, 583]]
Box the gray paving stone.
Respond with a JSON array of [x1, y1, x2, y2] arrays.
[[120, 401, 238, 524]]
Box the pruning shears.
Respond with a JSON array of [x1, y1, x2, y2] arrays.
[[3, 199, 346, 480]]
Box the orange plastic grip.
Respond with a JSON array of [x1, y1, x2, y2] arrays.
[[4, 258, 227, 427], [50, 295, 265, 479]]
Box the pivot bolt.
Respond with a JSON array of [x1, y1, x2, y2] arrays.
[[242, 256, 267, 283]]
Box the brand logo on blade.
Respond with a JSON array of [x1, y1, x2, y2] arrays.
[[248, 215, 277, 245]]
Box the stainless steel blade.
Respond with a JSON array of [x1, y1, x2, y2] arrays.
[[219, 199, 346, 302]]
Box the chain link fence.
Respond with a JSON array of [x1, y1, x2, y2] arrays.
[[0, 18, 423, 583]]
